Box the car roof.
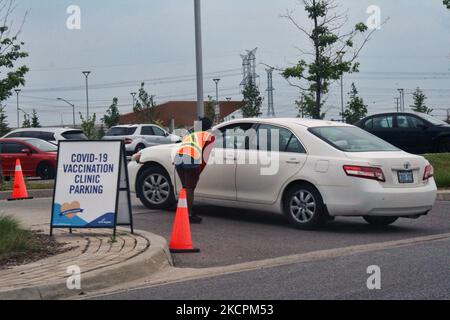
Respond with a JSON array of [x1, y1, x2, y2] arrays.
[[219, 117, 352, 128], [6, 127, 81, 133]]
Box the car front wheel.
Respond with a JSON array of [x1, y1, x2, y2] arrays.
[[283, 183, 327, 230], [137, 166, 176, 210], [363, 216, 398, 226], [437, 137, 450, 153]]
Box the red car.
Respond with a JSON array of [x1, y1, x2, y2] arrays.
[[0, 138, 57, 180]]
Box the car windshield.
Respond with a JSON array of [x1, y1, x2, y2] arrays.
[[105, 127, 137, 136], [23, 139, 58, 152], [61, 130, 88, 140], [415, 113, 449, 126], [309, 126, 400, 152]]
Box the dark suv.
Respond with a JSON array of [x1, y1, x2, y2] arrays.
[[355, 112, 450, 154]]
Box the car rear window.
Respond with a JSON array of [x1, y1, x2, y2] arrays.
[[105, 127, 137, 136], [23, 139, 58, 152], [61, 130, 88, 140], [309, 126, 399, 152]]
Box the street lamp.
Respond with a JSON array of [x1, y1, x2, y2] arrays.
[[14, 89, 21, 128], [213, 79, 221, 123], [337, 51, 345, 123], [130, 92, 137, 109], [82, 71, 91, 119], [194, 0, 204, 119], [57, 98, 76, 127]]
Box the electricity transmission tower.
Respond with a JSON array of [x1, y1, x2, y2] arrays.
[[266, 68, 275, 118], [240, 48, 258, 86]]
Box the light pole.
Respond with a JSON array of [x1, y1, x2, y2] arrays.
[[15, 89, 21, 128], [213, 79, 221, 124], [337, 51, 345, 122], [194, 0, 204, 119], [82, 71, 91, 119], [130, 92, 137, 110], [57, 98, 76, 127], [397, 88, 404, 112]]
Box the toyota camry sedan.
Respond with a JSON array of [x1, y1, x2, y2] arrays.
[[128, 118, 437, 230]]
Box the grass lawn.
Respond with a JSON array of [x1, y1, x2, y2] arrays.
[[0, 179, 55, 192], [0, 216, 42, 261], [423, 153, 450, 189]]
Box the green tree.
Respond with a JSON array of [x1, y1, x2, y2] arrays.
[[0, 2, 29, 106], [241, 78, 262, 118], [22, 114, 31, 128], [31, 109, 41, 128], [341, 83, 367, 124], [282, 0, 378, 119], [103, 97, 120, 128], [79, 113, 97, 140], [97, 123, 105, 139], [410, 88, 433, 115], [445, 0, 450, 9], [134, 82, 158, 123], [0, 105, 10, 136], [205, 95, 216, 122]]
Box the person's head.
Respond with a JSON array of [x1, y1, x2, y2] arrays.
[[200, 117, 213, 131]]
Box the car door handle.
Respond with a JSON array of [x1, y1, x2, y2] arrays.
[[286, 159, 301, 164]]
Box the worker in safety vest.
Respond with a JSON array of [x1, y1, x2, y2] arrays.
[[175, 118, 215, 224]]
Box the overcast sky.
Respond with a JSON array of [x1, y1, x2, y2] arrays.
[[3, 0, 450, 126]]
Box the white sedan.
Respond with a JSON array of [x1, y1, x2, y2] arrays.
[[128, 118, 437, 229]]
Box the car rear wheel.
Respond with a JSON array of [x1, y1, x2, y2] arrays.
[[283, 183, 327, 230], [363, 216, 398, 226], [37, 163, 55, 180], [137, 166, 176, 210]]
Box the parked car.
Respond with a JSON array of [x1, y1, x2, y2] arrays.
[[355, 112, 450, 154], [2, 128, 88, 144], [128, 118, 437, 230], [0, 138, 57, 180], [103, 124, 182, 156]]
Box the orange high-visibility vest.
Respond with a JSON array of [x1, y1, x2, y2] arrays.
[[177, 131, 214, 162]]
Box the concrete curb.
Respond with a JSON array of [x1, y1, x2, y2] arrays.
[[437, 191, 450, 201], [0, 230, 173, 300], [0, 189, 53, 200]]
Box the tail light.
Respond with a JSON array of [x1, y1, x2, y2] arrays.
[[343, 165, 386, 182], [423, 165, 434, 181], [124, 138, 133, 145]]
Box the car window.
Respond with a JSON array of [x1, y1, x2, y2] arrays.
[[1, 142, 26, 154], [397, 115, 425, 129], [105, 127, 137, 136], [364, 118, 373, 129], [309, 126, 399, 152], [257, 124, 306, 153], [152, 127, 166, 137], [372, 116, 394, 129], [38, 132, 56, 141], [23, 139, 58, 152], [217, 123, 255, 149], [19, 131, 41, 139], [141, 126, 155, 136], [5, 132, 22, 138], [61, 130, 88, 140]]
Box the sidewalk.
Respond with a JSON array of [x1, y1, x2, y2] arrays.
[[0, 199, 172, 300]]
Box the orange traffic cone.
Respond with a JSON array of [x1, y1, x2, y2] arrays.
[[8, 159, 33, 201], [169, 188, 200, 253]]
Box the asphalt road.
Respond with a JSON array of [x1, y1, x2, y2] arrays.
[[94, 238, 450, 300], [132, 199, 450, 268], [3, 197, 450, 269]]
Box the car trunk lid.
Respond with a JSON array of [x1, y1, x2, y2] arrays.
[[345, 151, 428, 188]]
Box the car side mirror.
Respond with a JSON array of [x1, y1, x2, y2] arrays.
[[165, 132, 169, 137], [22, 148, 31, 156]]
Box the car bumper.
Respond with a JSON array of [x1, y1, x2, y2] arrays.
[[322, 179, 437, 217], [128, 161, 143, 194]]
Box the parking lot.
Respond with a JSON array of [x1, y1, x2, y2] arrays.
[[131, 198, 450, 268]]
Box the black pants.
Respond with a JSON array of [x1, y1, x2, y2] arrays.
[[176, 166, 201, 217]]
